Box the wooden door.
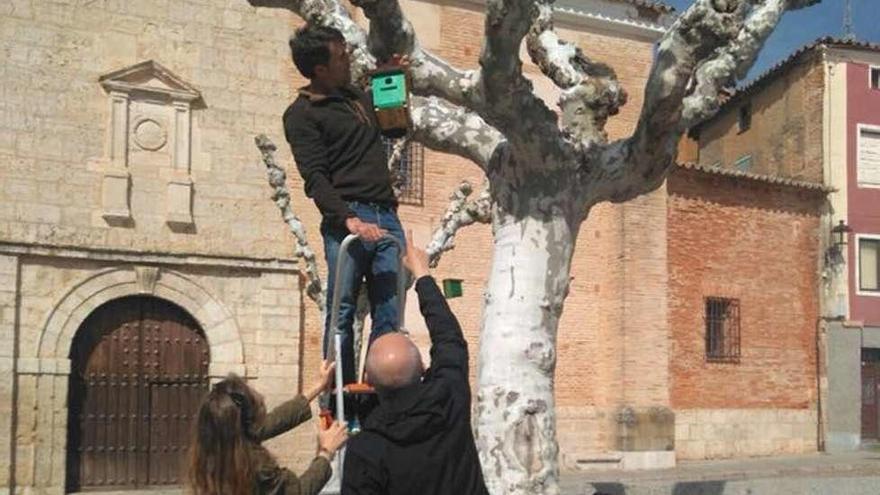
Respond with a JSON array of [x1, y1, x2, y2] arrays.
[[862, 349, 880, 441], [67, 296, 209, 491]]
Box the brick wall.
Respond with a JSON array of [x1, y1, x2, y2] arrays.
[[666, 169, 823, 459], [667, 168, 822, 410], [696, 53, 825, 184]]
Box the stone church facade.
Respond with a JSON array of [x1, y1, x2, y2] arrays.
[[2, 2, 313, 492], [1, 1, 823, 493]]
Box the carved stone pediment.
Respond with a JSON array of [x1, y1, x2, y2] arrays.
[[99, 60, 201, 104]]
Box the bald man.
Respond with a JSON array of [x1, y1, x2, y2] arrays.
[[341, 237, 489, 495]]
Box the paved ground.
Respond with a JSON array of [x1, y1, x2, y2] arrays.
[[560, 451, 880, 495], [83, 451, 880, 494]]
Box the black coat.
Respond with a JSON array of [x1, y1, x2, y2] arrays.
[[282, 85, 396, 228], [342, 277, 489, 495]]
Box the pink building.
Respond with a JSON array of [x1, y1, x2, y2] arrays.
[[848, 60, 880, 325], [847, 53, 880, 446]]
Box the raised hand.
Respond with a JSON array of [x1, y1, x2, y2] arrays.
[[402, 230, 429, 279], [306, 360, 336, 401]]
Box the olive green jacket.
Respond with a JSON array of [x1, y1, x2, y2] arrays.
[[250, 395, 332, 495]]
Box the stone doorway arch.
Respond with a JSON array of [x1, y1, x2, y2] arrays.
[[37, 266, 243, 371], [66, 295, 209, 491], [22, 265, 246, 493]]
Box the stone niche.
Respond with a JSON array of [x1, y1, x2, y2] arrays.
[[95, 60, 202, 229]]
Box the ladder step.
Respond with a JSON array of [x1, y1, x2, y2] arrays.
[[343, 383, 376, 394]]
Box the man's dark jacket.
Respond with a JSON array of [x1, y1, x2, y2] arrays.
[[282, 85, 396, 228], [342, 277, 489, 495]]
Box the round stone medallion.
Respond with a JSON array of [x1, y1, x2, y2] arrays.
[[133, 118, 167, 151]]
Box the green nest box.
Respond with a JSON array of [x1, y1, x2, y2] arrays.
[[371, 69, 408, 109], [442, 278, 463, 299], [371, 68, 410, 138]]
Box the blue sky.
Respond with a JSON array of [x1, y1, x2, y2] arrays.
[[664, 0, 880, 81]]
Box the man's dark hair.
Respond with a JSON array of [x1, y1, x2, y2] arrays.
[[289, 25, 345, 79]]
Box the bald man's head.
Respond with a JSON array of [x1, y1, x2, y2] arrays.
[[365, 332, 424, 393]]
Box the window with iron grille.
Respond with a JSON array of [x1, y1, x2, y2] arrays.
[[705, 297, 741, 363], [384, 139, 424, 205]]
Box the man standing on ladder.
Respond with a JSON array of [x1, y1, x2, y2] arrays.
[[283, 24, 406, 427]]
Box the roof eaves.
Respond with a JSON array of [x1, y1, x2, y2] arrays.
[[675, 162, 834, 193], [616, 0, 675, 14]]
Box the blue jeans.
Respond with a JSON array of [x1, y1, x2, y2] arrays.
[[322, 201, 406, 384]]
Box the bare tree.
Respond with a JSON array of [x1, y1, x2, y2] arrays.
[[249, 0, 820, 492]]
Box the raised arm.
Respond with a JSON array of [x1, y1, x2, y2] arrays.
[[253, 395, 314, 442], [253, 360, 335, 441], [402, 235, 469, 384], [416, 276, 469, 382]]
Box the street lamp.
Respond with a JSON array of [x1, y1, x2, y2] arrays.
[[831, 220, 852, 249], [826, 220, 852, 267]]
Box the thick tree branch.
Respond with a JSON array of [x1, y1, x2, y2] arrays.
[[681, 0, 820, 127], [255, 135, 326, 314], [353, 0, 563, 150], [248, 0, 376, 81], [410, 53, 483, 111], [526, 1, 586, 90], [350, 0, 415, 60], [481, 0, 531, 93], [427, 181, 493, 267], [410, 96, 505, 172], [479, 0, 559, 137], [526, 0, 627, 142], [589, 0, 810, 205]]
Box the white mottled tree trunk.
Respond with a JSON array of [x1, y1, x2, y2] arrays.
[[476, 199, 577, 495]]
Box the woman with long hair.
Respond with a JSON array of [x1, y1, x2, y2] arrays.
[[188, 361, 347, 495]]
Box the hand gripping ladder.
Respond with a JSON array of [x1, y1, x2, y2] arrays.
[[322, 233, 407, 428]]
